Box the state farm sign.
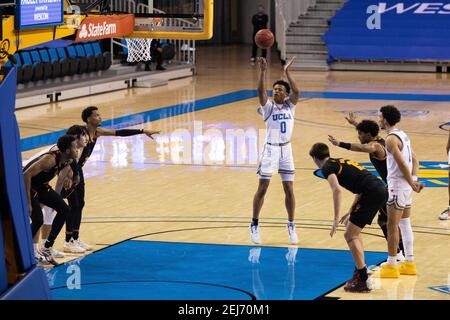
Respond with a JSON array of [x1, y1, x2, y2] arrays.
[[75, 14, 134, 41]]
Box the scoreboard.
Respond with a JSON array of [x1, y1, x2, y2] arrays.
[[15, 0, 63, 29]]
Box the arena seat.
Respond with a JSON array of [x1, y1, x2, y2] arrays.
[[57, 47, 77, 76], [4, 53, 30, 84], [66, 45, 87, 74], [39, 49, 60, 78], [19, 51, 44, 81], [75, 44, 96, 73], [92, 42, 111, 70], [29, 50, 51, 80], [48, 48, 70, 77], [82, 42, 101, 71]]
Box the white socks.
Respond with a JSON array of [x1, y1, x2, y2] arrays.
[[387, 256, 397, 265], [399, 217, 414, 262]]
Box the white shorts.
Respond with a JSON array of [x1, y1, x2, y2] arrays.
[[42, 205, 57, 225], [387, 188, 412, 210], [257, 143, 295, 182]]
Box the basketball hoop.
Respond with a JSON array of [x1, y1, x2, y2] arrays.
[[125, 17, 164, 63], [125, 38, 153, 62]]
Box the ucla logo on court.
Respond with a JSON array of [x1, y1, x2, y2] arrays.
[[361, 161, 449, 188]]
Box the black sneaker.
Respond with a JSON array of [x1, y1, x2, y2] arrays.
[[344, 273, 372, 293], [344, 269, 358, 288], [156, 65, 166, 71]]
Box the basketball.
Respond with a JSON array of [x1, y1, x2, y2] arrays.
[[255, 29, 274, 49]]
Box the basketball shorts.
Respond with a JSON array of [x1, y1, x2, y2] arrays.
[[257, 143, 295, 182], [387, 188, 413, 210], [350, 181, 388, 229]]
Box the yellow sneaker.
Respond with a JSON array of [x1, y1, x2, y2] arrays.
[[399, 261, 417, 275], [380, 264, 400, 278]]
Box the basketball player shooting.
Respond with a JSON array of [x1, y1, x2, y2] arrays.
[[250, 56, 300, 245]]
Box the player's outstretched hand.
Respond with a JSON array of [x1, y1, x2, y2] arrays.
[[144, 130, 160, 140], [257, 57, 267, 71], [284, 56, 296, 73], [339, 213, 350, 226], [328, 135, 340, 146], [63, 177, 72, 190], [345, 112, 358, 126]]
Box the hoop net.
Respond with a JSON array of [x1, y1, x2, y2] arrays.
[[125, 38, 153, 63], [125, 18, 164, 63]]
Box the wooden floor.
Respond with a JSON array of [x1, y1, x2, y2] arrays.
[[18, 45, 450, 300]]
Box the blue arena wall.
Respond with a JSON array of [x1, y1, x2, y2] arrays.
[[323, 1, 450, 62]]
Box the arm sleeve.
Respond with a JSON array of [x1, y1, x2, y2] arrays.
[[115, 129, 144, 137]]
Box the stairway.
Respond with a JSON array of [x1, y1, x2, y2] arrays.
[[286, 0, 347, 71]]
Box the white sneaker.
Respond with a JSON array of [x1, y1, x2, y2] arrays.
[[438, 207, 450, 220], [396, 251, 405, 263], [75, 239, 93, 251], [287, 223, 299, 244], [51, 248, 65, 258], [250, 224, 261, 244], [366, 278, 374, 290], [250, 57, 256, 62], [64, 240, 86, 253]]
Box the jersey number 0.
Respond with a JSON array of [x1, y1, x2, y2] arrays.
[[280, 121, 286, 133]]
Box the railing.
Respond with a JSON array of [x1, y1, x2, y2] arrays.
[[275, 0, 316, 61]]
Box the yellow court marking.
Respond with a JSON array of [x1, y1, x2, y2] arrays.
[[418, 169, 448, 179], [427, 179, 448, 186]]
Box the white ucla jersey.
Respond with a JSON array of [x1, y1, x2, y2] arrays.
[[22, 145, 57, 168], [386, 128, 413, 189], [260, 99, 296, 144]]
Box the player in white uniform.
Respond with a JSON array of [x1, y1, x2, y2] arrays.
[[438, 130, 450, 220], [377, 105, 423, 278], [250, 56, 300, 245]]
